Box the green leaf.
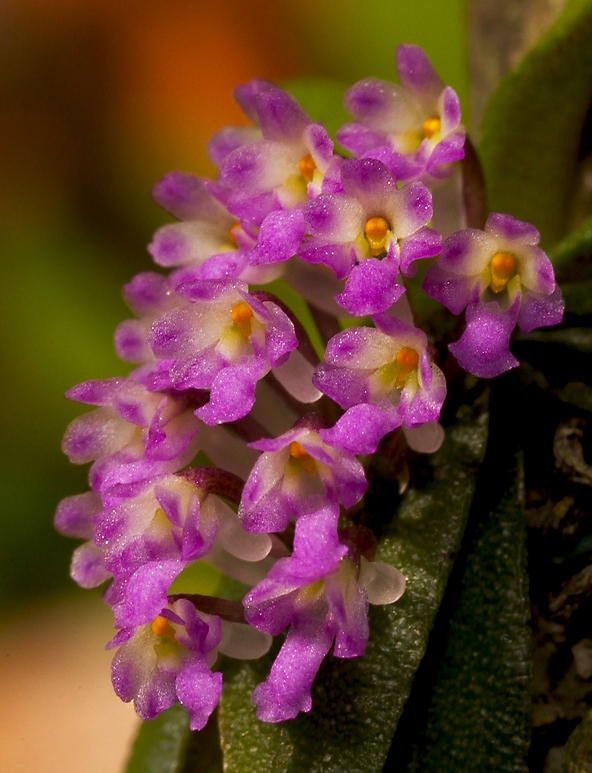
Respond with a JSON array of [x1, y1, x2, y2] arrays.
[[562, 709, 592, 772], [479, 0, 592, 248], [217, 399, 488, 773], [124, 706, 223, 773], [561, 281, 592, 318], [550, 213, 592, 282], [124, 705, 191, 773], [403, 421, 530, 771]]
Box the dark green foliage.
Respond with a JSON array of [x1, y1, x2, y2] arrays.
[[216, 401, 488, 773], [480, 0, 592, 248]]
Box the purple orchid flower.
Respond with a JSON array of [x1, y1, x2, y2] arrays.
[[239, 415, 368, 534], [314, 315, 446, 454], [422, 212, 565, 378], [61, 377, 202, 494], [214, 79, 335, 232], [92, 469, 271, 629], [110, 599, 224, 730], [147, 279, 298, 424], [337, 44, 465, 184], [300, 158, 441, 316], [244, 500, 405, 722], [149, 171, 285, 286]]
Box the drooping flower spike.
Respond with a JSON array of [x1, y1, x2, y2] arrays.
[[423, 212, 565, 378], [55, 43, 563, 731]]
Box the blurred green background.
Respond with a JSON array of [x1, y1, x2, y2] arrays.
[[0, 0, 469, 607]]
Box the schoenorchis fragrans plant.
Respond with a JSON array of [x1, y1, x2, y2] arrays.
[[55, 44, 562, 732]]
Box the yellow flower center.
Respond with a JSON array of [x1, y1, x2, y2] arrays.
[[227, 223, 241, 247], [151, 615, 177, 640], [298, 154, 317, 183], [395, 347, 420, 387], [489, 251, 517, 294], [289, 441, 316, 476], [422, 117, 441, 139], [364, 216, 391, 256], [230, 301, 254, 340]]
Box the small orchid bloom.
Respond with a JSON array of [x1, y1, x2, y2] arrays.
[[147, 279, 298, 424], [314, 315, 446, 454], [93, 469, 271, 629], [61, 377, 202, 494], [422, 212, 565, 378], [110, 598, 224, 730], [215, 80, 335, 226], [149, 171, 283, 286], [244, 501, 405, 722], [149, 172, 245, 268], [337, 44, 465, 184], [239, 415, 368, 534], [301, 158, 441, 315]]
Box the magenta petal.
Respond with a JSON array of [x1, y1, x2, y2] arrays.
[[152, 172, 222, 221], [450, 302, 519, 379], [336, 122, 386, 156], [234, 78, 275, 121], [340, 157, 396, 202], [115, 320, 151, 363], [207, 126, 261, 167], [343, 78, 398, 123], [54, 491, 102, 539], [196, 362, 262, 425], [440, 86, 462, 133], [337, 259, 405, 316], [485, 212, 540, 245], [113, 559, 185, 628], [251, 209, 306, 265], [426, 132, 465, 177], [176, 662, 223, 731], [400, 226, 442, 276], [321, 404, 398, 455], [422, 262, 475, 315], [71, 542, 110, 588], [252, 615, 334, 722], [254, 87, 310, 142], [518, 287, 564, 333], [396, 44, 443, 99]]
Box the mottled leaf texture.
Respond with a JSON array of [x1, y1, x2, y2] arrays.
[[480, 0, 592, 248], [217, 399, 488, 773], [124, 705, 222, 773], [562, 709, 592, 772], [402, 381, 531, 773]]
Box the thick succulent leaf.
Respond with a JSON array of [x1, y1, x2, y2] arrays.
[[479, 0, 592, 248], [562, 709, 592, 772], [217, 399, 488, 773], [124, 705, 222, 773], [400, 393, 530, 772]]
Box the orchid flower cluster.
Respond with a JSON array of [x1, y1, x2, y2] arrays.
[[55, 44, 563, 731]]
